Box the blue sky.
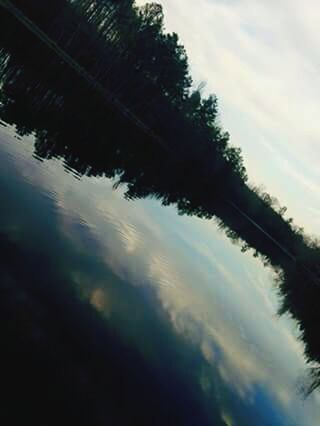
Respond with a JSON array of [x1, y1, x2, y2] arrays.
[[136, 0, 320, 236]]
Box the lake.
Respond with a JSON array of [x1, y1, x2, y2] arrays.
[[1, 122, 319, 425]]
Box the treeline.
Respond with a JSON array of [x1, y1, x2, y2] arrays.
[[1, 0, 320, 394]]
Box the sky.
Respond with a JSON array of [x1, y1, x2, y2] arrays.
[[136, 0, 320, 236]]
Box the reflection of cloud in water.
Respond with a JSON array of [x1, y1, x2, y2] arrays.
[[117, 221, 142, 253], [50, 177, 320, 423], [221, 412, 234, 426], [3, 130, 319, 426], [201, 339, 215, 363], [148, 252, 181, 289], [90, 288, 111, 315]]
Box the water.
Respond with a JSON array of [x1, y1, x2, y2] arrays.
[[1, 122, 319, 425]]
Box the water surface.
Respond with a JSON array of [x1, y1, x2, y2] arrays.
[[1, 122, 319, 425]]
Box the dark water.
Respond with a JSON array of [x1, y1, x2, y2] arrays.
[[1, 122, 319, 425]]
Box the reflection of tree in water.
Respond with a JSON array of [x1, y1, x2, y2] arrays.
[[1, 0, 320, 396]]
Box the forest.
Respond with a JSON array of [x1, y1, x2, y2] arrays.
[[0, 0, 320, 394]]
